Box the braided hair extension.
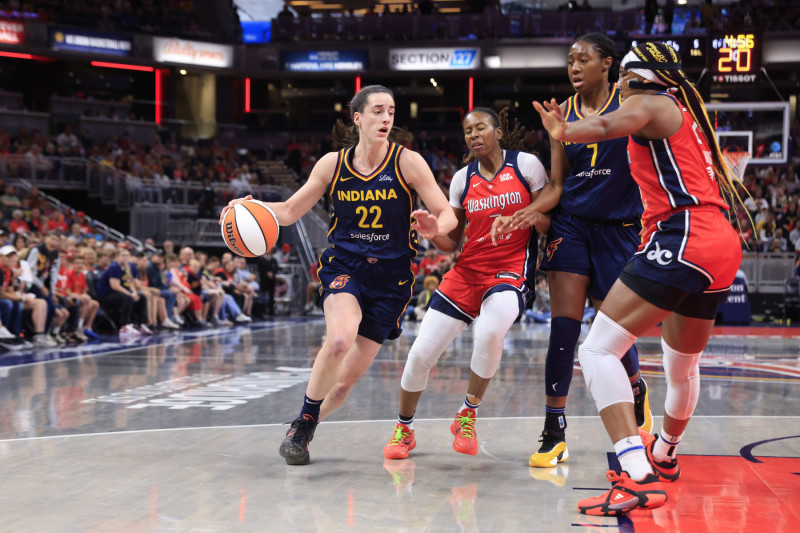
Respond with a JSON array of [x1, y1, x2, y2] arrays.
[[627, 41, 747, 221], [331, 85, 400, 149], [463, 107, 527, 163], [574, 33, 620, 86]]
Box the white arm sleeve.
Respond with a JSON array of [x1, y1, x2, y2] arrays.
[[449, 167, 469, 209], [516, 152, 548, 193]]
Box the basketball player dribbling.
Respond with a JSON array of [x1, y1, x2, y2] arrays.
[[492, 33, 652, 469], [220, 85, 457, 465], [534, 41, 744, 515], [383, 108, 548, 460]]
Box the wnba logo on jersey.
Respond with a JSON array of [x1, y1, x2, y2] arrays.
[[546, 238, 563, 261], [329, 275, 350, 289]]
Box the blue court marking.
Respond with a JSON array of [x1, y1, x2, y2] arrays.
[[739, 435, 800, 463]]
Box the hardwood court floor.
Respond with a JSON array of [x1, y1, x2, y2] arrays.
[[0, 319, 798, 532]]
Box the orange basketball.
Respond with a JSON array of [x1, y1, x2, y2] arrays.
[[221, 200, 280, 258]]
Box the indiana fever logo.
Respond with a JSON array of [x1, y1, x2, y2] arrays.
[[329, 275, 350, 289], [546, 238, 563, 261]]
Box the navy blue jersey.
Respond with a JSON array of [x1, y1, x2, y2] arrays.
[[560, 86, 643, 221], [327, 142, 418, 260], [95, 262, 139, 298]]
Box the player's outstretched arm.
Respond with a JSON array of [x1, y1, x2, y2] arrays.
[[219, 152, 338, 226], [533, 95, 654, 144], [401, 149, 458, 239]]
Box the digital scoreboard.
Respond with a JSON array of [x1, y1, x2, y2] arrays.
[[710, 33, 761, 84]]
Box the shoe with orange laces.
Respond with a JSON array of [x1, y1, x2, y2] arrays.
[[383, 423, 416, 460], [639, 429, 681, 481], [450, 408, 478, 456], [578, 470, 667, 516]]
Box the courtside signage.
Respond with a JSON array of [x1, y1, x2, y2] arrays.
[[0, 18, 25, 45], [49, 27, 132, 56], [153, 37, 233, 68], [389, 47, 479, 70]]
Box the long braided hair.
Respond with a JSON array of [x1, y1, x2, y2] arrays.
[[331, 84, 400, 149], [625, 41, 746, 218], [463, 107, 527, 163]]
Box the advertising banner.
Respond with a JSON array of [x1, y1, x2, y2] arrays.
[[0, 19, 25, 45], [50, 27, 132, 56], [153, 37, 233, 68], [281, 50, 368, 72], [388, 47, 479, 71]]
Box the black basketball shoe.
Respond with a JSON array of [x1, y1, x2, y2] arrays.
[[279, 415, 317, 465]]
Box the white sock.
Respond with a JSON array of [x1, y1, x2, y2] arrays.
[[654, 428, 682, 461], [78, 318, 84, 328], [398, 415, 414, 431], [614, 435, 653, 480], [461, 395, 480, 414], [52, 326, 61, 335]]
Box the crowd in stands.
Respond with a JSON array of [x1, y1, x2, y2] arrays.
[[271, 0, 800, 42], [2, 0, 203, 37], [1, 125, 273, 212], [0, 181, 300, 351]]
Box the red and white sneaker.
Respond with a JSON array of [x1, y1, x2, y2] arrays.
[[578, 470, 667, 516], [383, 423, 416, 460], [450, 408, 478, 456], [639, 429, 681, 482]]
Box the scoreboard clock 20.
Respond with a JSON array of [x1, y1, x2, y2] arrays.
[[710, 33, 761, 84]]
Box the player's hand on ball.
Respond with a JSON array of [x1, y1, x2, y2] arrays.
[[219, 195, 253, 225], [411, 209, 441, 239]]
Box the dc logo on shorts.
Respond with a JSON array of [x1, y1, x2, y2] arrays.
[[646, 242, 674, 265], [329, 275, 350, 289], [546, 238, 563, 261]]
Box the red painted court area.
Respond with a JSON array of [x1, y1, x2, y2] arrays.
[[625, 455, 800, 532]]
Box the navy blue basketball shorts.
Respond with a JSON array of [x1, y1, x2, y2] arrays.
[[539, 209, 641, 301], [317, 247, 415, 344]]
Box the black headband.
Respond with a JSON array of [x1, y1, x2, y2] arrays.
[[628, 80, 673, 91]]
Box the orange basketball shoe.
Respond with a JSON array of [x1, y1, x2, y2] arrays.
[[383, 423, 416, 460], [578, 470, 667, 516], [639, 429, 681, 481], [450, 408, 478, 456]]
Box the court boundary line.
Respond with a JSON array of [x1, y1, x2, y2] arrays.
[[2, 415, 800, 443]]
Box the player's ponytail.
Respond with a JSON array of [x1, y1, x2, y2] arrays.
[[462, 107, 527, 163], [626, 42, 746, 222], [331, 85, 399, 149]]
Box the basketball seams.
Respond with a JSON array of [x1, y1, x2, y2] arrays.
[[240, 202, 273, 254], [230, 204, 258, 257], [248, 200, 280, 251]]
